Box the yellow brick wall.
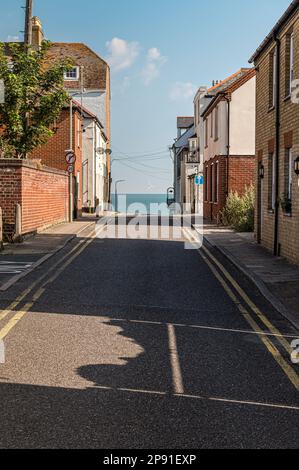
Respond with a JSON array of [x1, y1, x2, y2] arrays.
[[255, 9, 299, 265]]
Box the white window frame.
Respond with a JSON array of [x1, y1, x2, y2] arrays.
[[205, 118, 208, 147], [64, 66, 80, 81], [289, 33, 294, 95]]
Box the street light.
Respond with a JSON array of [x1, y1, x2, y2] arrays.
[[115, 180, 125, 213]]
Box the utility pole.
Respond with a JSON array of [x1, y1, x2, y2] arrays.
[[24, 0, 33, 46]]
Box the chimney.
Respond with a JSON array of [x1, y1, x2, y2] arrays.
[[32, 16, 44, 48]]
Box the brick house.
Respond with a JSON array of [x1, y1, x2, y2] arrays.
[[31, 17, 112, 207], [249, 0, 299, 265], [202, 69, 256, 222], [30, 102, 84, 217]]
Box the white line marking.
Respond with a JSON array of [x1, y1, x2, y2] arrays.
[[93, 385, 299, 411], [109, 317, 298, 339], [168, 323, 184, 395]]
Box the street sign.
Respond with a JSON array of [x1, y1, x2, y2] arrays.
[[65, 151, 76, 165], [67, 164, 75, 174], [195, 175, 204, 186]]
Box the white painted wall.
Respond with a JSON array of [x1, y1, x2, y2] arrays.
[[230, 76, 256, 155], [82, 118, 108, 211]]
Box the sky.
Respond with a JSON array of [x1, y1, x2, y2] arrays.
[[0, 0, 292, 194]]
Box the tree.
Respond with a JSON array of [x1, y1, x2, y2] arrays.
[[0, 41, 73, 159]]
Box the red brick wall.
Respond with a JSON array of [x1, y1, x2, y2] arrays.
[[30, 108, 83, 212], [0, 159, 69, 239], [204, 155, 255, 222]]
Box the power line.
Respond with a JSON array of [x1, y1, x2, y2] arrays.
[[117, 160, 171, 181]]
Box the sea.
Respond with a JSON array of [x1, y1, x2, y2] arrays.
[[111, 193, 170, 215]]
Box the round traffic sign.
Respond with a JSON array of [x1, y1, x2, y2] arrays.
[[65, 152, 76, 165], [67, 164, 75, 174]]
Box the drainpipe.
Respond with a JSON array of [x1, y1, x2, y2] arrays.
[[224, 95, 231, 196], [273, 33, 281, 256]]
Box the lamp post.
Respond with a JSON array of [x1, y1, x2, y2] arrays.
[[115, 180, 125, 213]]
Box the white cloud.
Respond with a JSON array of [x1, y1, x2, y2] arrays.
[[106, 37, 140, 71], [142, 47, 167, 86], [147, 47, 162, 61], [169, 82, 197, 101]]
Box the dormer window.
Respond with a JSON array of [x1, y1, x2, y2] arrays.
[[64, 66, 80, 81]]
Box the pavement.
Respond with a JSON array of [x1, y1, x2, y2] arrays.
[[0, 216, 298, 449], [193, 222, 299, 330]]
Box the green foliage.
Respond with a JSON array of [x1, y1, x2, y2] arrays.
[[0, 41, 73, 158], [221, 186, 255, 232]]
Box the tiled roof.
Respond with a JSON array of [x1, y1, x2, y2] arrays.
[[207, 68, 252, 93]]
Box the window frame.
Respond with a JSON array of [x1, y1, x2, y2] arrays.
[[64, 66, 80, 81]]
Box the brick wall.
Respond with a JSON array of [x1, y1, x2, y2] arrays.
[[30, 108, 83, 213], [254, 8, 299, 265], [204, 155, 255, 222], [0, 159, 69, 239]]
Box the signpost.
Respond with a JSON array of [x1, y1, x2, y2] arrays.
[[65, 150, 76, 175]]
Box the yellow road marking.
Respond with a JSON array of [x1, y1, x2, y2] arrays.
[[202, 245, 293, 356], [0, 222, 107, 341], [0, 302, 32, 340], [198, 249, 299, 391]]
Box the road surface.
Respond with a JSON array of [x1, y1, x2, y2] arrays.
[[0, 217, 298, 449]]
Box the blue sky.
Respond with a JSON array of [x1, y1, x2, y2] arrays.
[[0, 0, 292, 193]]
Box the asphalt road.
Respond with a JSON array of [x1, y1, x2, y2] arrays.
[[0, 218, 298, 449]]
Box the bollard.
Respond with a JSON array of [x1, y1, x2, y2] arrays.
[[0, 207, 3, 250], [14, 203, 22, 242]]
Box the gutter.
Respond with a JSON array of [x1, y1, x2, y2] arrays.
[[249, 0, 299, 63]]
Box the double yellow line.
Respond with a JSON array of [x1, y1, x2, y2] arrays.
[[0, 223, 103, 342], [198, 242, 299, 391], [183, 227, 298, 391]]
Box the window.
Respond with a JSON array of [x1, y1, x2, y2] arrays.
[[290, 34, 294, 90], [286, 148, 293, 200], [214, 162, 219, 203], [268, 153, 276, 210], [204, 167, 208, 201], [210, 111, 213, 138], [210, 164, 213, 202], [287, 33, 294, 96], [205, 118, 208, 147], [269, 49, 277, 108], [214, 106, 219, 140], [64, 67, 80, 81]]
